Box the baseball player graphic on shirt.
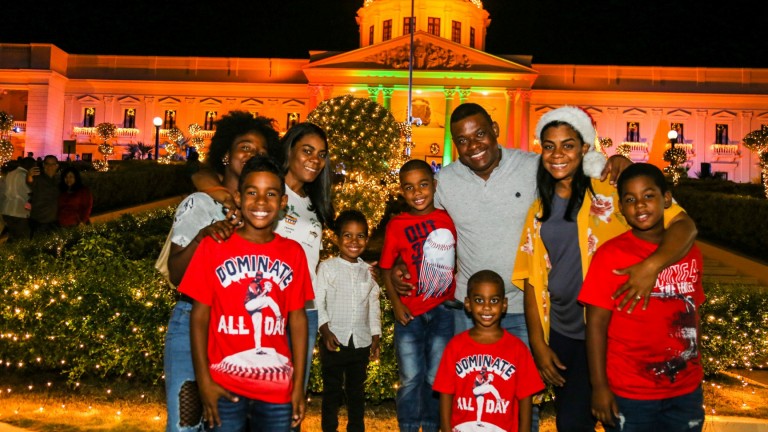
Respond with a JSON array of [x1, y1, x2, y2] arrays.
[[472, 366, 502, 425], [244, 272, 281, 352]]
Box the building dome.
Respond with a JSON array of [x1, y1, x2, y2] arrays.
[[364, 0, 483, 8], [357, 0, 491, 50]]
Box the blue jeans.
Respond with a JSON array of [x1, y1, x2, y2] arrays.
[[209, 396, 292, 432], [394, 304, 454, 432], [605, 386, 704, 432], [165, 301, 203, 432], [454, 309, 540, 432], [287, 308, 318, 432]]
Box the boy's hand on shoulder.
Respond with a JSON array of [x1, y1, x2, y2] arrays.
[[370, 335, 381, 361], [291, 385, 306, 428], [611, 258, 657, 313], [199, 220, 236, 244], [591, 385, 619, 428], [198, 377, 238, 429], [319, 323, 341, 351], [393, 302, 414, 326]]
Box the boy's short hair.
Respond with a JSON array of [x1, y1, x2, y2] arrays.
[[399, 159, 434, 182], [238, 156, 285, 194], [333, 209, 369, 236], [467, 270, 505, 297], [617, 163, 668, 196]]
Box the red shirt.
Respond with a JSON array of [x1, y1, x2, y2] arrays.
[[433, 331, 544, 432], [578, 231, 704, 400], [57, 187, 93, 227], [379, 209, 456, 316], [179, 232, 313, 403]]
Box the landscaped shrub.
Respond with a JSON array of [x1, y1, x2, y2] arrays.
[[77, 160, 194, 214], [671, 186, 768, 258], [1, 209, 765, 401]]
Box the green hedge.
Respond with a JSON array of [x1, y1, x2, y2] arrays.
[[75, 160, 194, 214], [671, 185, 768, 258], [0, 210, 765, 401]]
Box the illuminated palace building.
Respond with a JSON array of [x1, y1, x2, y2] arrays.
[[1, 0, 767, 182]]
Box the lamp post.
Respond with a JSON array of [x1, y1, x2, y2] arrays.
[[153, 117, 163, 160], [668, 129, 678, 147]]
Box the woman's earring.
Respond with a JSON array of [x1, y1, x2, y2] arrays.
[[222, 154, 230, 166]]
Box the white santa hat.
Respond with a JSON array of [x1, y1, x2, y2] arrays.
[[535, 106, 607, 179]]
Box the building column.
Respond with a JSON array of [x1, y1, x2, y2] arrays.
[[308, 85, 322, 111], [25, 74, 66, 158], [518, 90, 531, 151], [740, 111, 754, 181], [695, 110, 708, 164], [458, 87, 471, 104], [366, 85, 379, 103], [144, 96, 155, 145], [381, 87, 394, 111], [442, 87, 457, 166], [320, 85, 334, 103], [504, 89, 517, 148], [103, 95, 115, 124]]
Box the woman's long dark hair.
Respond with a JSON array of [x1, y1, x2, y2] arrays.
[[273, 122, 334, 228], [536, 121, 595, 222], [59, 166, 84, 193]]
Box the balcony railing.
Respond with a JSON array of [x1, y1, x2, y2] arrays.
[[11, 121, 26, 133], [710, 144, 740, 160], [73, 127, 140, 138], [665, 143, 696, 156]]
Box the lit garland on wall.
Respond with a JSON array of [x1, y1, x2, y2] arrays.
[[742, 125, 768, 198], [307, 95, 411, 252]]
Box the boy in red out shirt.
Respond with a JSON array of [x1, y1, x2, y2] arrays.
[[579, 163, 705, 432], [380, 159, 458, 432], [181, 156, 313, 431]]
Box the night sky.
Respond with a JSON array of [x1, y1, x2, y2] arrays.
[[3, 0, 768, 68]]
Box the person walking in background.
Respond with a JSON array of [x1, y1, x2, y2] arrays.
[[57, 167, 93, 228], [316, 209, 381, 432], [1, 157, 35, 242], [27, 155, 60, 237], [579, 163, 705, 432]]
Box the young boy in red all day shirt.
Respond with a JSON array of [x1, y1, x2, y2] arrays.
[[380, 159, 458, 432], [434, 270, 544, 432], [579, 163, 705, 432], [181, 156, 313, 431]]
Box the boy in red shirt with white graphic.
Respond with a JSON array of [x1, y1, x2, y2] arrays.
[[434, 270, 544, 432], [181, 156, 313, 431], [579, 163, 705, 432], [380, 159, 458, 432]]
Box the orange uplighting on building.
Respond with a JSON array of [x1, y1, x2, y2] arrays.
[[0, 0, 766, 182]]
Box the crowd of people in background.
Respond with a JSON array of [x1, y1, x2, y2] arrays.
[[0, 154, 93, 243]]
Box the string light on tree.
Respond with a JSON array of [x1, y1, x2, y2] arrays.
[[0, 111, 14, 165], [94, 123, 117, 172], [742, 125, 768, 198]]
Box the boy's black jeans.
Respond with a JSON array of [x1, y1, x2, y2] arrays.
[[320, 339, 371, 432]]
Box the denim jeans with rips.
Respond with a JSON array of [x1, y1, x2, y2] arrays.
[[164, 300, 203, 432]]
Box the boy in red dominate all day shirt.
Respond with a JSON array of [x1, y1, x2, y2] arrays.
[[181, 156, 313, 431], [434, 270, 544, 432], [579, 163, 705, 432], [380, 159, 458, 432]]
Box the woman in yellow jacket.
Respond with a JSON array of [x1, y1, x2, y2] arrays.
[[512, 106, 697, 432]]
